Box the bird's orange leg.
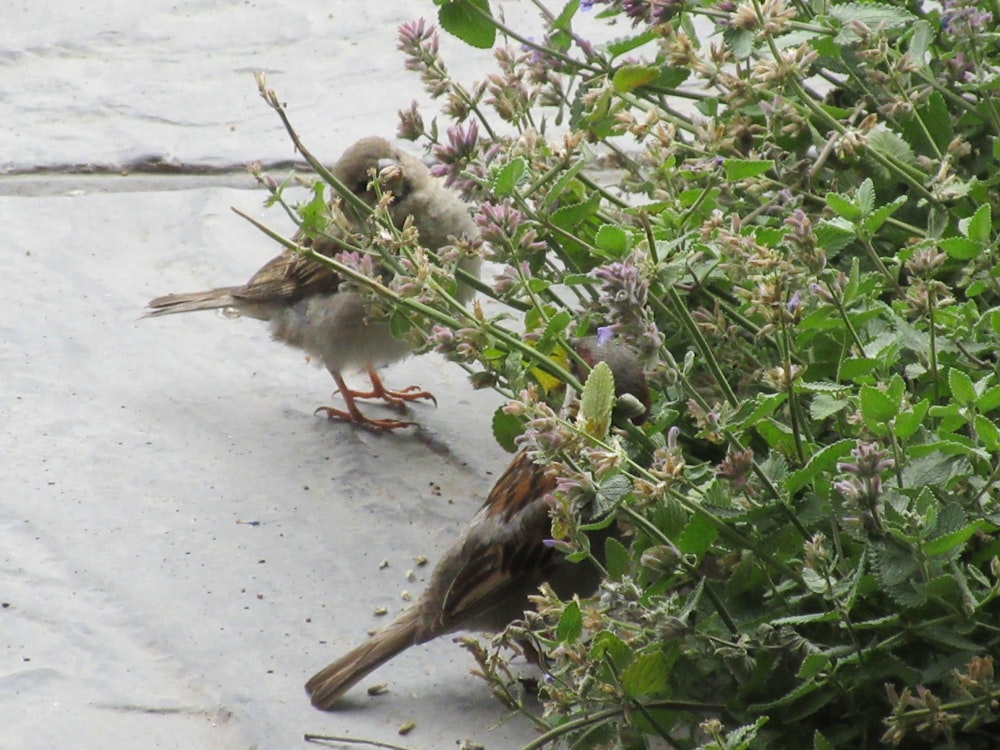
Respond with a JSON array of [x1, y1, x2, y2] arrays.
[[315, 372, 417, 432], [334, 367, 438, 412]]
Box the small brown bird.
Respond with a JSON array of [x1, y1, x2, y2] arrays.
[[305, 337, 651, 709], [145, 137, 481, 432]]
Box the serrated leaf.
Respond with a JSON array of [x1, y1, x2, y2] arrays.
[[839, 357, 879, 380], [612, 64, 658, 93], [590, 631, 632, 667], [578, 360, 615, 437], [866, 128, 916, 165], [606, 28, 658, 58], [620, 651, 670, 697], [797, 653, 831, 679], [539, 309, 573, 346], [771, 611, 841, 626], [825, 192, 861, 221], [724, 159, 774, 180], [860, 384, 900, 425], [297, 181, 328, 234], [493, 157, 526, 197], [594, 473, 631, 516], [856, 178, 876, 216], [594, 224, 631, 257], [556, 600, 582, 642], [723, 27, 754, 58], [923, 520, 987, 557], [491, 407, 523, 453], [977, 384, 1000, 413], [961, 203, 991, 243], [894, 399, 930, 440], [605, 537, 629, 581], [940, 236, 983, 260], [908, 19, 931, 62], [862, 195, 907, 234], [949, 368, 976, 405], [815, 218, 856, 252], [552, 0, 579, 30], [541, 157, 588, 210], [438, 0, 497, 49], [676, 513, 717, 556], [830, 2, 916, 43], [810, 393, 850, 421], [974, 414, 1000, 451], [786, 439, 854, 493], [550, 192, 601, 231]]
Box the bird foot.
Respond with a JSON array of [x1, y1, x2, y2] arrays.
[[337, 368, 437, 413], [314, 405, 417, 433]]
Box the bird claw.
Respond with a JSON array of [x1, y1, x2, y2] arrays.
[[340, 368, 437, 412], [313, 405, 417, 433]]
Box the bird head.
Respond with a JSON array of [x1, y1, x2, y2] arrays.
[[571, 335, 652, 425]]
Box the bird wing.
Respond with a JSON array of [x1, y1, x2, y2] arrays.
[[232, 248, 344, 305], [440, 452, 558, 623]]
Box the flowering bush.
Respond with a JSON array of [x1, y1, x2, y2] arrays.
[[258, 0, 1000, 745]]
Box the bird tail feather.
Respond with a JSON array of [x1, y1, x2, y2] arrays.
[[144, 287, 241, 317], [305, 609, 422, 710]]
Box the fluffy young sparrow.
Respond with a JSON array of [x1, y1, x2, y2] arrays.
[[305, 337, 651, 709], [145, 137, 481, 432]]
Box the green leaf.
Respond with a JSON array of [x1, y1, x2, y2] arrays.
[[550, 192, 601, 230], [797, 653, 831, 679], [974, 414, 1000, 451], [940, 236, 983, 260], [856, 178, 876, 216], [620, 650, 670, 697], [578, 360, 616, 437], [491, 407, 523, 453], [723, 27, 754, 58], [961, 203, 991, 243], [556, 599, 582, 642], [612, 64, 659, 93], [829, 2, 915, 43], [606, 29, 658, 58], [594, 224, 631, 257], [724, 159, 774, 180], [438, 0, 496, 49], [860, 384, 900, 425], [908, 19, 932, 62], [590, 631, 632, 668], [923, 520, 987, 557], [840, 357, 879, 380], [825, 192, 861, 221], [539, 309, 573, 346], [605, 537, 629, 581], [894, 399, 930, 440], [867, 128, 916, 166], [815, 730, 835, 750], [676, 513, 718, 556], [297, 181, 327, 235], [552, 0, 579, 30], [786, 439, 854, 493], [492, 157, 526, 196], [949, 368, 977, 405], [810, 393, 850, 421], [815, 218, 857, 251], [862, 195, 906, 234], [977, 384, 1000, 413]]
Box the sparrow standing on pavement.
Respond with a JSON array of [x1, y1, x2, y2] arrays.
[[305, 336, 651, 708], [145, 137, 481, 432]]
